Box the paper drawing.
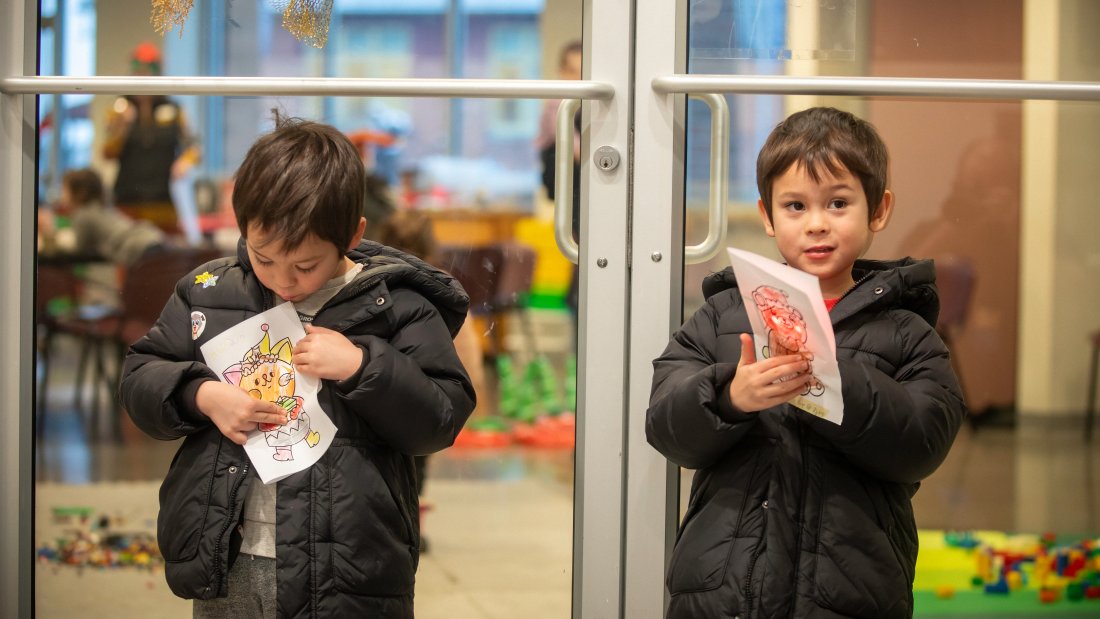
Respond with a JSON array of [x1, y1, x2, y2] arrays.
[[751, 285, 825, 397], [200, 302, 337, 483], [728, 248, 844, 425]]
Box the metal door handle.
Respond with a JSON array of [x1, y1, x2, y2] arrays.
[[554, 98, 581, 264], [684, 93, 728, 264]]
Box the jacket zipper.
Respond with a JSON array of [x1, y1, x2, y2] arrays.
[[212, 461, 250, 596], [835, 271, 875, 306], [786, 423, 810, 618], [742, 529, 767, 619]]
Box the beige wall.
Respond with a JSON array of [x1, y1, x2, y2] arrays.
[[1019, 0, 1100, 415], [867, 0, 1023, 415], [539, 0, 582, 80]]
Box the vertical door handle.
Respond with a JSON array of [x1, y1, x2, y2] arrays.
[[684, 93, 729, 264], [554, 98, 581, 264]]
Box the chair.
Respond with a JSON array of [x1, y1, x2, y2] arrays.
[[35, 262, 85, 439], [439, 241, 537, 357], [40, 246, 223, 439], [1087, 330, 1100, 442], [934, 257, 976, 411]]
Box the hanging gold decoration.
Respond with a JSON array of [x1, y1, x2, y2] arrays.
[[271, 0, 334, 49], [149, 0, 333, 49], [150, 0, 194, 38]]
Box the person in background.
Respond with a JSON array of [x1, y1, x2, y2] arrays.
[[102, 42, 200, 235], [38, 167, 165, 267], [372, 208, 487, 552], [647, 107, 965, 618], [537, 40, 583, 315]]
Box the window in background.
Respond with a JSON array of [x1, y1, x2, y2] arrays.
[[38, 0, 96, 201], [204, 0, 545, 209]]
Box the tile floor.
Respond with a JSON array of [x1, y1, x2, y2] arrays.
[[32, 332, 1100, 618]]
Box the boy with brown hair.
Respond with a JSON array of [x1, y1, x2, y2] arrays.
[[119, 117, 475, 618], [647, 107, 965, 618]]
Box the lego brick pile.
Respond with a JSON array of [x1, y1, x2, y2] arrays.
[[36, 506, 164, 571], [914, 529, 1100, 617]]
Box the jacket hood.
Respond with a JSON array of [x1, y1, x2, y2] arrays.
[[236, 237, 470, 337], [701, 256, 940, 327]]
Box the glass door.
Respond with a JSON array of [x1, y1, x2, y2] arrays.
[[627, 0, 1100, 617], [7, 1, 1100, 618], [2, 0, 633, 616]]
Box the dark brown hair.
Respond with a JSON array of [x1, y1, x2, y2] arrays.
[[756, 107, 889, 221], [62, 168, 104, 206], [233, 115, 365, 252], [374, 209, 438, 264]]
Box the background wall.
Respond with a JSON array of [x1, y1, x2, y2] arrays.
[[866, 0, 1023, 416], [1019, 0, 1100, 416]]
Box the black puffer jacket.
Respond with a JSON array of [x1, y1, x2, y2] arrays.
[[119, 239, 476, 618], [647, 258, 965, 619]]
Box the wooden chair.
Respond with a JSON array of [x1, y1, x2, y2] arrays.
[[40, 246, 223, 439], [35, 261, 85, 440], [439, 241, 537, 357]]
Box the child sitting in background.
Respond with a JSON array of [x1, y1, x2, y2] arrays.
[[38, 168, 165, 267]]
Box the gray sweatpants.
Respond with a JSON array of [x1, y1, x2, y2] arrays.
[[193, 554, 276, 619]]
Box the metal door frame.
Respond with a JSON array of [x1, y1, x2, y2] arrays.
[[624, 2, 1100, 617], [0, 0, 634, 615]]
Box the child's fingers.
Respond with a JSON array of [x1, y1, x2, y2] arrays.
[[252, 411, 288, 426], [751, 354, 807, 376], [756, 378, 812, 407], [737, 334, 757, 367], [304, 324, 338, 336]]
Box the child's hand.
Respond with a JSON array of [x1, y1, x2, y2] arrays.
[[728, 333, 813, 413], [293, 324, 364, 381], [195, 381, 286, 445]]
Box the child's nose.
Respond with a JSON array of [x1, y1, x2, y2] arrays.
[[274, 268, 297, 287], [805, 209, 829, 233]]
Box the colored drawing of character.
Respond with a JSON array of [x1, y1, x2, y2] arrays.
[[222, 323, 320, 461], [751, 285, 825, 397]]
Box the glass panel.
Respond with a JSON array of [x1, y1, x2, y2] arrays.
[[676, 0, 1100, 612], [35, 1, 582, 616]]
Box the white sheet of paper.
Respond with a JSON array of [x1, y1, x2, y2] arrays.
[[200, 302, 337, 483], [727, 248, 844, 425]]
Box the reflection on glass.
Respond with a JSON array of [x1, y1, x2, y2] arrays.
[[680, 0, 1100, 564], [35, 1, 580, 617]]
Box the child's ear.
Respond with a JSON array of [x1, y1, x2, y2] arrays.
[[869, 190, 895, 232], [757, 200, 776, 237], [347, 217, 367, 251]]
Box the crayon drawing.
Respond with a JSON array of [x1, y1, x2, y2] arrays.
[[728, 247, 844, 425], [222, 323, 321, 461], [200, 302, 337, 483], [751, 285, 825, 397]]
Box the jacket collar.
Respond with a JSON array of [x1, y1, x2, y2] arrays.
[[702, 256, 940, 328], [236, 237, 470, 336]]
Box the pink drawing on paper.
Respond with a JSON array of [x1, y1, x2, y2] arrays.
[[751, 285, 825, 397], [221, 323, 321, 461]]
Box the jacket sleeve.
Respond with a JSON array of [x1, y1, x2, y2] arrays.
[[646, 297, 759, 470], [334, 288, 476, 456], [118, 278, 218, 440], [804, 312, 966, 484]]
